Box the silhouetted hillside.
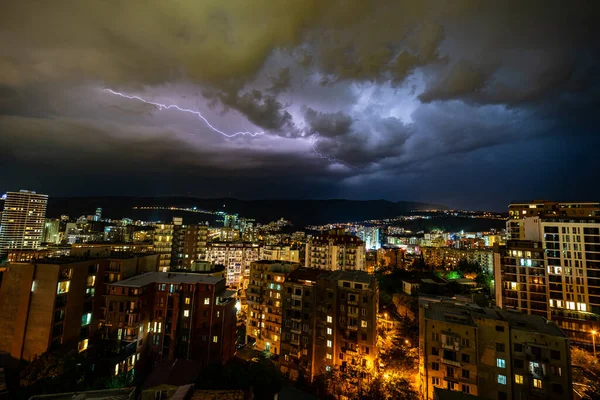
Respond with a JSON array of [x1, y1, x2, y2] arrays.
[[46, 197, 447, 226]]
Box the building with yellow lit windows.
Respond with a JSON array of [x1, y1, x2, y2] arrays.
[[246, 260, 300, 355]]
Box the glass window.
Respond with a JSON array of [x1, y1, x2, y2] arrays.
[[497, 358, 506, 368], [184, 310, 190, 317], [213, 336, 218, 343], [185, 297, 191, 305], [204, 298, 210, 305], [78, 339, 88, 352], [327, 316, 332, 323], [515, 374, 523, 384], [81, 313, 92, 326], [498, 375, 507, 385], [57, 281, 70, 294], [533, 378, 542, 389], [361, 320, 368, 328], [327, 340, 332, 347]]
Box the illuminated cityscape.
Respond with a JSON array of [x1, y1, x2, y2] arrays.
[[1, 1, 600, 399]]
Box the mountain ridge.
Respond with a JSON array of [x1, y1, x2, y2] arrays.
[[45, 196, 448, 226]]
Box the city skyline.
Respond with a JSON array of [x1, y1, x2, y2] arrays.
[[1, 2, 599, 211]]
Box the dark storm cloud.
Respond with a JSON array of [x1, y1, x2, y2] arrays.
[[268, 68, 293, 95], [1, 0, 599, 208], [304, 108, 353, 138]]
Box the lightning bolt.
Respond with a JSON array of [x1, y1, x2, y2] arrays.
[[104, 89, 264, 138], [309, 133, 367, 172], [104, 88, 366, 172]]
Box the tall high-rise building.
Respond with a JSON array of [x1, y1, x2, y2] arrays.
[[305, 229, 366, 271], [279, 269, 378, 382], [420, 301, 572, 400], [496, 214, 600, 344], [0, 190, 48, 256], [153, 222, 174, 272], [171, 224, 208, 269], [43, 219, 61, 244], [94, 207, 102, 222], [245, 260, 300, 354], [507, 201, 599, 240], [357, 227, 380, 250]]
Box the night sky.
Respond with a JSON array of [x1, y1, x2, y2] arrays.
[[1, 1, 599, 211]]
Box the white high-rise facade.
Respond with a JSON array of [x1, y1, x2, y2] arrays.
[[0, 190, 48, 255]]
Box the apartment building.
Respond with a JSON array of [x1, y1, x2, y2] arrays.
[[154, 222, 175, 272], [171, 224, 208, 269], [246, 260, 300, 354], [507, 201, 599, 240], [420, 302, 572, 400], [0, 190, 48, 256], [494, 240, 548, 318], [260, 245, 301, 263], [305, 230, 366, 271], [204, 242, 261, 288], [496, 215, 600, 344], [0, 258, 107, 361], [101, 271, 236, 374], [0, 251, 158, 362], [279, 269, 378, 382], [422, 247, 494, 274]]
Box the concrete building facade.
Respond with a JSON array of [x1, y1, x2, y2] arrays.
[[246, 260, 300, 354], [0, 190, 48, 256], [420, 302, 572, 400], [305, 230, 365, 271]]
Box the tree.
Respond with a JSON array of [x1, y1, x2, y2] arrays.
[[196, 355, 283, 400], [571, 346, 600, 399], [18, 347, 90, 398]]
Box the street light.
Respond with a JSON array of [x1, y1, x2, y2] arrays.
[[592, 330, 597, 358]]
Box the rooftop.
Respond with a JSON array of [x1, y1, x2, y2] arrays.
[[111, 271, 223, 288], [424, 302, 567, 337], [286, 267, 325, 283], [324, 269, 374, 285]]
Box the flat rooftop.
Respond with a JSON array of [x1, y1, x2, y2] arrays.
[[324, 269, 374, 284], [111, 271, 223, 288], [424, 302, 567, 337]]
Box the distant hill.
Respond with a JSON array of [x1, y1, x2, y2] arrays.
[[46, 197, 447, 226]]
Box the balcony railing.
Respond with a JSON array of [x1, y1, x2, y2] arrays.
[[442, 343, 460, 351], [441, 358, 461, 367]]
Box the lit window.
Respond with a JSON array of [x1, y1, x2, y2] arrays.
[[327, 340, 332, 347], [361, 320, 368, 328], [57, 281, 70, 294], [515, 374, 523, 384], [498, 375, 506, 385], [496, 358, 506, 368], [327, 328, 333, 335], [185, 297, 191, 305], [326, 353, 332, 360], [204, 298, 210, 305], [533, 378, 542, 388], [327, 316, 332, 323], [157, 322, 162, 333], [81, 313, 92, 326], [78, 339, 88, 352], [213, 336, 218, 343], [184, 310, 190, 317], [114, 364, 119, 376]]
